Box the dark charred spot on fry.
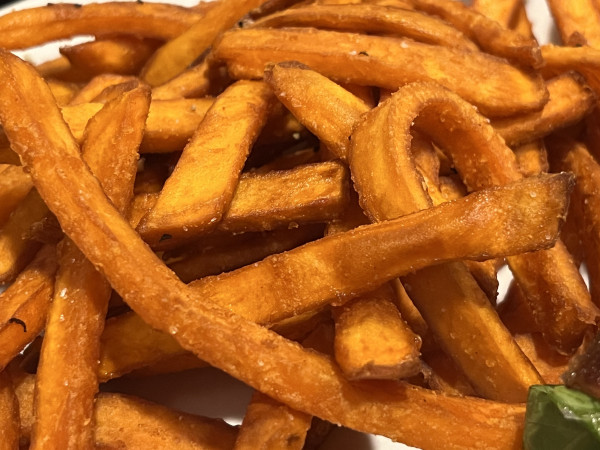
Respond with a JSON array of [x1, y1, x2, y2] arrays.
[[359, 51, 369, 56], [286, 434, 301, 445], [9, 318, 27, 333], [159, 234, 172, 242], [238, 21, 244, 28]]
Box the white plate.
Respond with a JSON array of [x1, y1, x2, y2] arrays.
[[0, 1, 557, 448]]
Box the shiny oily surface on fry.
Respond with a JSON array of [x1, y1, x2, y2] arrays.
[[1, 0, 600, 448]]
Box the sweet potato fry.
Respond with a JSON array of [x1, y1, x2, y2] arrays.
[[0, 165, 33, 227], [32, 85, 151, 450], [0, 371, 19, 450], [0, 2, 203, 49], [214, 27, 548, 117], [137, 81, 276, 246], [235, 391, 311, 450], [332, 285, 422, 380], [167, 225, 325, 283], [513, 140, 549, 178], [0, 189, 48, 283], [547, 136, 600, 307], [0, 50, 570, 447], [546, 0, 600, 46], [409, 0, 542, 67], [513, 333, 570, 385], [12, 371, 239, 450], [0, 245, 57, 371], [151, 58, 229, 101], [68, 74, 138, 105], [471, 0, 521, 28], [141, 0, 266, 86], [264, 62, 370, 160], [541, 44, 600, 94], [60, 36, 161, 77], [492, 73, 596, 147], [356, 81, 596, 355], [253, 3, 477, 50]]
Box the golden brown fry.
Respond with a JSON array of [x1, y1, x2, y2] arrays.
[[514, 140, 549, 178], [151, 58, 229, 101], [0, 189, 48, 283], [68, 74, 138, 105], [409, 0, 542, 67], [541, 44, 600, 93], [493, 74, 596, 147], [137, 81, 276, 246], [546, 0, 600, 46], [141, 0, 266, 85], [0, 245, 56, 371], [235, 391, 311, 450], [253, 4, 477, 50], [513, 333, 570, 385], [218, 162, 349, 233], [215, 27, 547, 117], [0, 165, 33, 227], [265, 62, 370, 160], [0, 2, 203, 49], [547, 136, 600, 307], [332, 285, 422, 380], [471, 0, 521, 27], [46, 80, 79, 106], [0, 51, 570, 447], [60, 36, 161, 77], [168, 225, 325, 283], [13, 372, 239, 450], [61, 98, 214, 152], [98, 312, 187, 382], [0, 371, 19, 450], [31, 86, 151, 450]]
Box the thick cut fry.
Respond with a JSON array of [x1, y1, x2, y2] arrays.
[[513, 140, 549, 178], [332, 285, 422, 380], [408, 0, 542, 67], [151, 58, 228, 101], [546, 0, 600, 46], [0, 371, 19, 450], [131, 162, 347, 245], [68, 74, 138, 105], [12, 372, 239, 450], [235, 391, 311, 450], [471, 0, 521, 27], [168, 225, 325, 283], [0, 165, 33, 227], [214, 27, 548, 117], [0, 189, 48, 283], [31, 86, 151, 450], [141, 0, 266, 85], [0, 245, 56, 370], [253, 4, 477, 50], [137, 81, 276, 246], [264, 62, 370, 160], [61, 98, 214, 152], [0, 51, 570, 448], [492, 73, 596, 147], [60, 36, 161, 77], [541, 44, 600, 93], [46, 80, 79, 106], [547, 137, 600, 307], [513, 333, 570, 385], [0, 2, 203, 49]]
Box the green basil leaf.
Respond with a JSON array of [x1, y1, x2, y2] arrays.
[[524, 385, 600, 450]]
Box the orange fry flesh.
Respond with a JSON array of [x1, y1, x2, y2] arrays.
[[546, 0, 600, 46], [213, 27, 548, 117], [0, 48, 575, 450], [137, 81, 276, 246]]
